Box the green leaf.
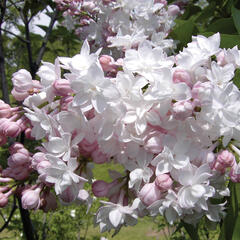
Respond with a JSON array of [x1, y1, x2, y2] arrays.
[[206, 18, 237, 34], [232, 183, 240, 240], [218, 183, 240, 240], [180, 4, 202, 20], [233, 69, 240, 89], [195, 2, 216, 22], [232, 5, 240, 34], [169, 19, 197, 50], [182, 222, 199, 240]]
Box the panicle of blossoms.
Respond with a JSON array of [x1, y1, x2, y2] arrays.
[[54, 0, 180, 54], [7, 31, 240, 233]]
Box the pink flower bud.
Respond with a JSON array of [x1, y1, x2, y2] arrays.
[[92, 180, 109, 197], [11, 69, 34, 101], [60, 187, 76, 203], [79, 139, 98, 157], [41, 192, 57, 212], [0, 177, 13, 183], [0, 100, 11, 118], [11, 165, 30, 180], [99, 55, 118, 73], [78, 189, 89, 201], [217, 150, 235, 168], [8, 152, 29, 167], [92, 149, 109, 164], [211, 160, 225, 174], [0, 186, 10, 193], [167, 5, 180, 16], [172, 100, 193, 120], [0, 192, 9, 207], [36, 161, 51, 174], [139, 183, 161, 206], [60, 96, 73, 111], [21, 187, 41, 210], [53, 79, 73, 96], [0, 119, 21, 138], [32, 152, 46, 168], [230, 163, 240, 182], [155, 174, 173, 191], [25, 128, 34, 139], [173, 69, 192, 88], [9, 142, 24, 154]]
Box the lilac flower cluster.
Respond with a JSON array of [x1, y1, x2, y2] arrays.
[[1, 0, 240, 235], [54, 0, 180, 52]]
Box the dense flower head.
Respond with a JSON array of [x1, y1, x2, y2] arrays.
[[54, 0, 178, 54], [1, 2, 240, 234]]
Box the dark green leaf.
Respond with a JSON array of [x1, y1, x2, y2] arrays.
[[232, 183, 240, 240], [182, 221, 199, 240], [180, 5, 202, 20], [232, 5, 240, 34], [233, 69, 240, 89], [169, 19, 197, 50], [195, 2, 216, 22], [218, 183, 240, 240], [206, 18, 237, 34]]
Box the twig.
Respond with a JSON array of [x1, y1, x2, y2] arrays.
[[8, 0, 22, 12], [0, 196, 17, 232], [17, 196, 38, 240], [0, 0, 10, 104], [34, 9, 59, 78], [24, 15, 35, 76], [0, 27, 29, 43]]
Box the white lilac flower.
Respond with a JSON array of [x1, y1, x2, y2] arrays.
[[44, 155, 87, 195], [126, 148, 153, 191], [24, 105, 56, 140], [95, 198, 140, 232], [172, 163, 215, 210], [206, 62, 235, 88]]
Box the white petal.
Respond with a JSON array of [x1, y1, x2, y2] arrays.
[[191, 184, 206, 198], [91, 94, 107, 113], [109, 209, 122, 228], [156, 160, 171, 175], [123, 111, 137, 124]]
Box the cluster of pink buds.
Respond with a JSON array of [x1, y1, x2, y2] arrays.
[[21, 184, 57, 211], [211, 150, 235, 174], [0, 99, 33, 145], [0, 100, 22, 144], [139, 174, 173, 206], [2, 143, 32, 180], [0, 167, 14, 207], [0, 186, 13, 207]]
